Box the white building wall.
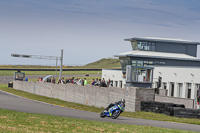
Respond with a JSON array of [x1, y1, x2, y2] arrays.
[[153, 66, 200, 100], [102, 66, 200, 100], [102, 69, 125, 88]]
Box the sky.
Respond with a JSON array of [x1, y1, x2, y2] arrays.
[[0, 0, 200, 66]]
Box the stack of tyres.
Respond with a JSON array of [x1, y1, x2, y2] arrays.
[[163, 103, 175, 116], [141, 101, 200, 119], [174, 108, 200, 119]]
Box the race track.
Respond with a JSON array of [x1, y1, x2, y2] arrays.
[[0, 90, 200, 132]]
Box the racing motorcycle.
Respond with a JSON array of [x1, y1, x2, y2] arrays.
[[100, 103, 124, 119]]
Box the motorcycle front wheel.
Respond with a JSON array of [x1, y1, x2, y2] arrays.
[[100, 111, 106, 118], [111, 110, 121, 119]]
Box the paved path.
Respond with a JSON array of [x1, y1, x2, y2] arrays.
[[0, 90, 200, 132]]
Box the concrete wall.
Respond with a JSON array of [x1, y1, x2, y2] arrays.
[[13, 81, 156, 112], [155, 94, 194, 109]]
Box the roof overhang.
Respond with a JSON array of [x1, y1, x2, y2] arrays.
[[124, 37, 200, 45], [114, 51, 200, 62]]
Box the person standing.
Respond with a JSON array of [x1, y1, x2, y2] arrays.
[[52, 77, 56, 84], [84, 78, 87, 86]]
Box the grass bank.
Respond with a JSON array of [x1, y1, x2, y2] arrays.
[[0, 109, 195, 133], [1, 84, 200, 125]]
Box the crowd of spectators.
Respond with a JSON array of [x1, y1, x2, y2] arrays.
[[38, 76, 113, 87]]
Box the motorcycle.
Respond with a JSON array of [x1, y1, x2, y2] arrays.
[[100, 103, 124, 119]]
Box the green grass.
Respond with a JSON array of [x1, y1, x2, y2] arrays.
[[84, 58, 121, 68], [0, 70, 101, 76], [1, 84, 200, 126], [0, 58, 121, 69], [0, 109, 196, 133]]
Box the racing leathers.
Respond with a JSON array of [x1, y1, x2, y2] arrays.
[[105, 101, 125, 111]]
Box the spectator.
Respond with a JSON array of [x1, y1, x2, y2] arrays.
[[81, 79, 84, 86], [52, 77, 56, 84], [97, 79, 101, 86], [46, 77, 51, 83], [95, 78, 98, 83], [38, 77, 43, 82], [24, 77, 28, 82], [91, 78, 95, 85], [59, 79, 61, 84], [84, 78, 87, 86], [100, 79, 107, 87], [77, 78, 82, 85], [65, 77, 70, 83], [74, 78, 78, 84], [107, 79, 113, 87], [61, 77, 65, 84]]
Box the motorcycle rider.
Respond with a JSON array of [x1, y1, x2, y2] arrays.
[[104, 99, 125, 112]]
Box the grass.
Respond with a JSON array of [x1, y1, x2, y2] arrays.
[[0, 70, 101, 76], [1, 84, 200, 126], [0, 58, 121, 69], [0, 109, 196, 133], [84, 58, 121, 68]]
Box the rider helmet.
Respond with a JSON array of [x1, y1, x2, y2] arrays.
[[121, 99, 125, 103]]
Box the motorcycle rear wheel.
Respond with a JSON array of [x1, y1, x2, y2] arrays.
[[111, 110, 121, 119]]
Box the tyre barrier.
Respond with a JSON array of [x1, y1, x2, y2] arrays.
[[141, 101, 200, 119]]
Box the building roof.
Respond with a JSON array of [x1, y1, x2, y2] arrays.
[[115, 50, 200, 62], [124, 37, 200, 45]]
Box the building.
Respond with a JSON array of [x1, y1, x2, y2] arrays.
[[102, 37, 200, 100]]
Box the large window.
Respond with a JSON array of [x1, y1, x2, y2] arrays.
[[137, 41, 155, 51], [132, 60, 165, 67], [120, 57, 131, 70], [127, 66, 153, 83]]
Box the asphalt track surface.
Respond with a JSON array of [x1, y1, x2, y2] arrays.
[[0, 91, 200, 132]]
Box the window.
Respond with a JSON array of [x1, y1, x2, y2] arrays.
[[120, 57, 131, 71], [163, 82, 167, 89], [132, 60, 165, 67], [129, 66, 153, 83], [119, 81, 123, 88], [115, 81, 118, 87], [170, 82, 174, 97], [131, 41, 138, 50], [138, 68, 146, 82], [137, 41, 156, 51], [132, 68, 138, 81], [187, 83, 192, 99], [178, 83, 183, 98], [137, 61, 143, 66], [132, 60, 137, 66], [196, 84, 200, 97]]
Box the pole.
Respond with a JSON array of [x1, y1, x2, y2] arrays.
[[59, 49, 63, 80], [55, 57, 58, 80]]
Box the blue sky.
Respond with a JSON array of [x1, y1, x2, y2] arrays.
[[0, 0, 200, 65]]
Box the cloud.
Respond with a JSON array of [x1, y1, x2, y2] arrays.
[[0, 0, 200, 65]]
